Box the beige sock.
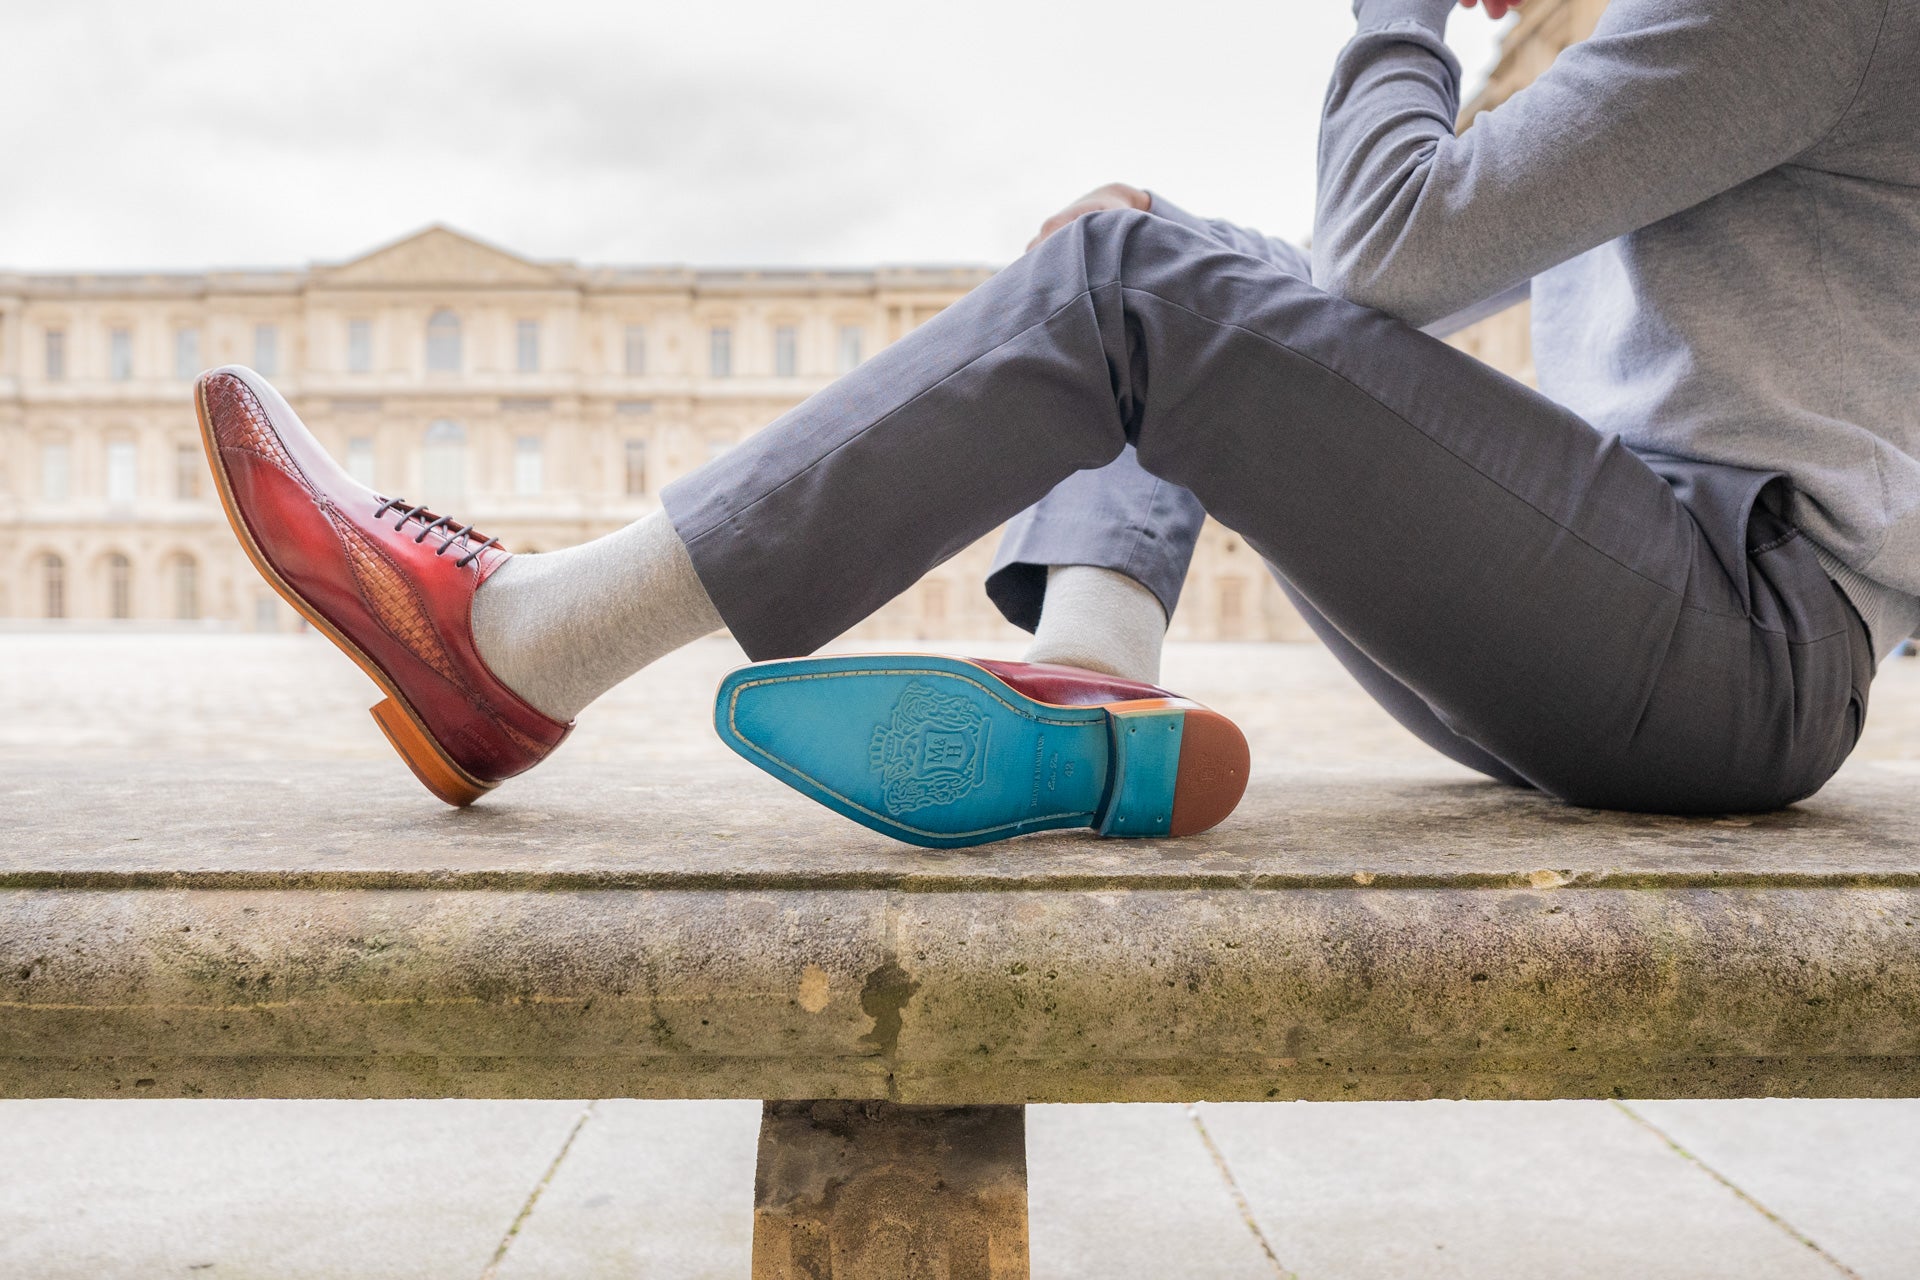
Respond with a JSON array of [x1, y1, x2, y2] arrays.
[[1022, 564, 1168, 686], [471, 509, 724, 722]]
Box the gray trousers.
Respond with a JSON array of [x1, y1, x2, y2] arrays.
[[663, 206, 1872, 813]]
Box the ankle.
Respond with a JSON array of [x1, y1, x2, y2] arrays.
[[1022, 565, 1167, 686], [471, 511, 723, 722]]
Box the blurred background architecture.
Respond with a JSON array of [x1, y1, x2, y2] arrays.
[[0, 0, 1601, 645]]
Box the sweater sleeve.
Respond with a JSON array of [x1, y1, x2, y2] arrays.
[[1312, 0, 1883, 328]]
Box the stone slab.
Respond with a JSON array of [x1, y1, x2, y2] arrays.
[[0, 1099, 580, 1280], [6, 632, 1920, 895], [1026, 1104, 1279, 1280], [4, 883, 1917, 1102], [1627, 1099, 1920, 1280], [5, 637, 1919, 1103], [1196, 1099, 1840, 1280], [491, 1099, 760, 1280], [10, 759, 1920, 890]]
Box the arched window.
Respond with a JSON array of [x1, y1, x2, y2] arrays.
[[425, 309, 462, 373], [39, 554, 66, 620], [106, 553, 133, 620], [170, 555, 200, 621], [422, 420, 468, 501]]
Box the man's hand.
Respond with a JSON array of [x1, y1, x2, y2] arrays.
[[1026, 182, 1151, 253], [1459, 0, 1526, 19]]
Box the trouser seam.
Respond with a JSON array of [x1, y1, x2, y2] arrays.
[[1117, 478, 1169, 588], [1115, 281, 1695, 609]]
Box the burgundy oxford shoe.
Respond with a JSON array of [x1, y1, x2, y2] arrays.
[[196, 365, 570, 805]]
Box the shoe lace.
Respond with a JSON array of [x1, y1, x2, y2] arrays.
[[372, 497, 502, 569]]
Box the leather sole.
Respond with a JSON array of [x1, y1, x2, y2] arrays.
[[715, 654, 1248, 848], [195, 374, 494, 808]]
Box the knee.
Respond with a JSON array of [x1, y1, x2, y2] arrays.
[[1046, 206, 1193, 282]]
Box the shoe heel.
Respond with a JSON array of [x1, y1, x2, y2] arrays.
[[1097, 702, 1187, 837], [369, 697, 493, 808], [1167, 706, 1250, 837], [1097, 701, 1250, 839]]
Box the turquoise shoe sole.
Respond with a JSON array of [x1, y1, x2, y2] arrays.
[[713, 654, 1247, 849]]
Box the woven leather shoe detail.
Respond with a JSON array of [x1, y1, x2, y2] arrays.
[[326, 509, 462, 686], [196, 365, 571, 804]]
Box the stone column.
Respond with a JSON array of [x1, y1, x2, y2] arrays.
[[752, 1100, 1029, 1280]]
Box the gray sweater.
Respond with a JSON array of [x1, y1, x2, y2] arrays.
[[1318, 0, 1920, 658]]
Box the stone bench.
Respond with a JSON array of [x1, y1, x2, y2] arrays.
[[6, 748, 1919, 1279]]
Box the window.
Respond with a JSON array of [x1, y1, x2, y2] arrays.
[[774, 324, 798, 377], [347, 319, 372, 373], [106, 553, 133, 620], [706, 436, 732, 463], [106, 441, 138, 504], [623, 439, 648, 496], [516, 320, 540, 373], [426, 309, 461, 372], [40, 442, 70, 502], [422, 419, 467, 501], [623, 324, 647, 376], [709, 327, 732, 378], [346, 437, 376, 488], [45, 330, 66, 380], [254, 596, 279, 631], [253, 323, 279, 375], [174, 327, 201, 380], [837, 325, 863, 373], [175, 444, 203, 500], [171, 555, 200, 621], [109, 328, 133, 381], [923, 579, 950, 625], [513, 435, 544, 496], [1218, 578, 1246, 636], [39, 554, 66, 619]]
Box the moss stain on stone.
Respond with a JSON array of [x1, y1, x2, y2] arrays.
[[859, 960, 919, 1060]]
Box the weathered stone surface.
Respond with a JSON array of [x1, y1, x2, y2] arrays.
[[4, 639, 1919, 1102], [9, 759, 1920, 889], [753, 1101, 1028, 1279], [3, 881, 1916, 1101]]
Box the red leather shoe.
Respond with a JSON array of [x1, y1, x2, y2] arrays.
[[195, 365, 570, 805]]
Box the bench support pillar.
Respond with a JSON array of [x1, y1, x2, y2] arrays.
[[752, 1100, 1029, 1279]]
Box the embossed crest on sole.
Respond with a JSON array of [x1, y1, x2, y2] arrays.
[[868, 680, 993, 816]]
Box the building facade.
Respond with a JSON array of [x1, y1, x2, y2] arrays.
[[0, 2, 1598, 643], [0, 226, 1305, 641]]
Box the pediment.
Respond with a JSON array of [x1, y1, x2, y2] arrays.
[[316, 226, 563, 288]]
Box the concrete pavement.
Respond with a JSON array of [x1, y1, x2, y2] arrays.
[[2, 1097, 1915, 1278]]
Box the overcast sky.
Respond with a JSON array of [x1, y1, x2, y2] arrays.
[[1, 1, 1509, 274]]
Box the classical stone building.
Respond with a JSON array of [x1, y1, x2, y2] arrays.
[[0, 1, 1596, 643], [0, 226, 1303, 641]]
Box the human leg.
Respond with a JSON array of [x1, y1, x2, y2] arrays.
[[984, 446, 1202, 684], [470, 510, 722, 723], [668, 208, 1865, 811]]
